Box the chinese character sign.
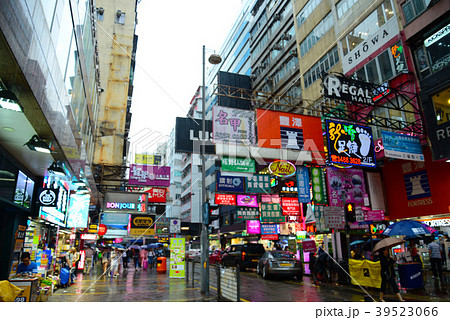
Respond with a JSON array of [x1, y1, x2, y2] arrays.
[[213, 106, 256, 145], [327, 167, 366, 206], [311, 167, 328, 205], [215, 194, 237, 206], [236, 207, 260, 221], [281, 197, 301, 216], [260, 203, 284, 223], [326, 119, 376, 167], [216, 171, 245, 192], [296, 166, 311, 203], [246, 175, 271, 193], [129, 165, 171, 186], [145, 187, 167, 203], [169, 238, 185, 278]]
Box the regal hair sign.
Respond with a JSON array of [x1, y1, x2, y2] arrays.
[[323, 74, 374, 104]]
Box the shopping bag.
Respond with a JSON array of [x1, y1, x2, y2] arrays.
[[0, 280, 24, 302], [143, 259, 148, 270]]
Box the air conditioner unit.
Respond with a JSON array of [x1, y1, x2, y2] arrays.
[[289, 49, 298, 56], [273, 44, 283, 51], [274, 13, 281, 21]]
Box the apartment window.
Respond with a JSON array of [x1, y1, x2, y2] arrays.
[[341, 0, 394, 56], [115, 10, 125, 24], [402, 0, 431, 24], [300, 12, 333, 57], [336, 0, 360, 19], [303, 46, 339, 88], [296, 0, 321, 28], [97, 7, 104, 21]]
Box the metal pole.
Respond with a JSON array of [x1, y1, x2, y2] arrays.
[[200, 45, 210, 295]]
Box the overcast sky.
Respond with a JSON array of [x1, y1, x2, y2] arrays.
[[128, 0, 244, 154]]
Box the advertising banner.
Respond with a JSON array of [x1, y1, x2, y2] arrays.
[[216, 171, 245, 192], [129, 165, 170, 187], [276, 178, 298, 194], [221, 157, 255, 173], [313, 205, 328, 232], [246, 220, 261, 234], [261, 234, 279, 240], [145, 187, 167, 203], [255, 109, 324, 158], [349, 259, 381, 288], [246, 174, 271, 193], [104, 192, 148, 213], [212, 106, 256, 144], [302, 240, 317, 253], [170, 219, 181, 234], [175, 117, 214, 154], [261, 194, 280, 203], [215, 194, 237, 206], [261, 224, 280, 235], [236, 207, 260, 221], [380, 130, 424, 162], [296, 166, 311, 203], [129, 214, 156, 236], [311, 167, 328, 205], [169, 238, 185, 278], [281, 197, 301, 216], [135, 154, 162, 165], [103, 213, 129, 226], [326, 119, 376, 167], [323, 206, 345, 229], [237, 195, 258, 207], [327, 167, 367, 206], [260, 203, 284, 223], [66, 194, 90, 228]]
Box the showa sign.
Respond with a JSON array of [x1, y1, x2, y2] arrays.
[[322, 73, 374, 105], [326, 119, 376, 167]]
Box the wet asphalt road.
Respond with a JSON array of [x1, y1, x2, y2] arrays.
[[47, 262, 450, 302]]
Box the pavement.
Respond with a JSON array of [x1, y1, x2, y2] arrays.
[[46, 262, 450, 302]]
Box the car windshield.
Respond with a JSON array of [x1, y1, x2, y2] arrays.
[[272, 252, 295, 259], [244, 245, 265, 253]]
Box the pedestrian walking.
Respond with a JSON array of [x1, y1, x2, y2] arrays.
[[110, 248, 120, 277], [148, 249, 156, 269], [68, 247, 80, 284], [379, 248, 405, 302], [140, 247, 148, 270], [122, 249, 128, 269], [102, 248, 111, 274], [83, 246, 95, 274], [133, 249, 140, 270], [428, 240, 443, 280]]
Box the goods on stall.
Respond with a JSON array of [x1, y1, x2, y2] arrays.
[[0, 280, 24, 302]]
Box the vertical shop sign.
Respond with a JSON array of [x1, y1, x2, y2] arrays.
[[326, 119, 376, 167], [246, 174, 271, 193], [323, 206, 345, 229], [311, 167, 328, 205], [313, 205, 328, 232], [169, 238, 185, 278], [296, 166, 311, 203]]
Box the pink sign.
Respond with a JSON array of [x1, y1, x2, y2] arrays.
[[303, 240, 317, 253], [261, 194, 280, 203], [237, 195, 258, 207], [246, 220, 261, 234], [327, 167, 366, 206], [129, 165, 170, 186], [363, 210, 385, 221]]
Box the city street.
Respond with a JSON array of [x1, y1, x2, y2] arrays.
[[47, 262, 450, 302]]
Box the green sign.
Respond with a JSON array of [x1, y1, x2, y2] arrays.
[[260, 203, 285, 223], [246, 174, 271, 193], [236, 207, 260, 221], [221, 157, 255, 173], [169, 238, 185, 278], [311, 167, 328, 205]]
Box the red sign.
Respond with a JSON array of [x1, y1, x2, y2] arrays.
[[281, 197, 301, 216], [98, 224, 107, 236], [78, 250, 85, 270], [261, 234, 279, 240], [215, 194, 237, 206], [145, 187, 167, 203], [302, 240, 317, 253]]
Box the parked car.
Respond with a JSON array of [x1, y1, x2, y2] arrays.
[[221, 243, 266, 270], [209, 249, 223, 265], [186, 242, 201, 261], [257, 250, 303, 281]]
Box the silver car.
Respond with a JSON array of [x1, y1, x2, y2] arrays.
[[257, 251, 303, 281]]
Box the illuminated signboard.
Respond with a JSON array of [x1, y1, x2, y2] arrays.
[[268, 160, 296, 178], [237, 195, 258, 207], [246, 220, 261, 234], [80, 234, 98, 240], [66, 194, 90, 228], [104, 192, 147, 213], [215, 194, 237, 206], [281, 197, 301, 216], [325, 119, 376, 167]]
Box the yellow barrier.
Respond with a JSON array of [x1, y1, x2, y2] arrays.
[[349, 259, 382, 288]]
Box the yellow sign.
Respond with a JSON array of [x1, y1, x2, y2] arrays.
[[349, 259, 381, 288], [129, 228, 155, 236], [135, 154, 162, 165], [268, 160, 296, 178]]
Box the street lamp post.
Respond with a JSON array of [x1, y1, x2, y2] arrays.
[[201, 45, 221, 295]]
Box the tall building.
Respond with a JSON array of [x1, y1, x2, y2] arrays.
[[0, 0, 100, 279], [93, 0, 138, 193]]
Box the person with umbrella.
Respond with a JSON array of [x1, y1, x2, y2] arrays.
[[374, 238, 405, 302]]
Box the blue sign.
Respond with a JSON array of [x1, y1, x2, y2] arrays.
[[261, 224, 280, 235], [404, 170, 431, 200], [296, 166, 311, 203], [102, 212, 129, 229], [216, 171, 245, 192], [381, 130, 424, 161]]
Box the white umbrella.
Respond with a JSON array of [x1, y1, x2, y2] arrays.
[[373, 237, 405, 252]]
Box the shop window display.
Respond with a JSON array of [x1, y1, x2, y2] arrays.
[[431, 88, 450, 126]]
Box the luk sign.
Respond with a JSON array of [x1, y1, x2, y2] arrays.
[[323, 74, 374, 105]]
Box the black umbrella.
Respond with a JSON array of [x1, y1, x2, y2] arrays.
[[362, 238, 381, 251]]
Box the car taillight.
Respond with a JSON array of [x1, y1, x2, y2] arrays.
[[242, 252, 246, 260]]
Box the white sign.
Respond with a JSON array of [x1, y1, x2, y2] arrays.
[[170, 219, 181, 233], [212, 106, 256, 145], [425, 23, 450, 47], [342, 18, 399, 73]]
